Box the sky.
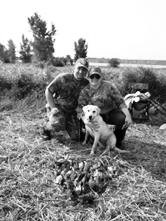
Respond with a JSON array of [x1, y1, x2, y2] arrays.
[[1, 0, 166, 60]]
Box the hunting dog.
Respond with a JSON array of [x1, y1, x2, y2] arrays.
[[81, 105, 129, 155]]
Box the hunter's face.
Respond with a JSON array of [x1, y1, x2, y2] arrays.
[[74, 66, 88, 80]]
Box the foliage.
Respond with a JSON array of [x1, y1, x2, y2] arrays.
[[7, 39, 16, 63], [0, 43, 6, 62], [0, 63, 47, 100], [123, 67, 166, 103], [108, 58, 120, 68], [0, 75, 12, 92], [139, 67, 166, 102], [14, 74, 36, 99], [0, 42, 13, 63], [19, 35, 32, 63], [65, 54, 73, 65], [28, 13, 56, 62], [74, 38, 88, 61], [49, 57, 66, 67]]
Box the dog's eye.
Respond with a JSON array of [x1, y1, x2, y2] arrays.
[[92, 111, 96, 113]]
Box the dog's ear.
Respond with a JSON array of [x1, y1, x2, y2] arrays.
[[82, 105, 89, 113], [96, 106, 101, 115], [82, 106, 86, 113]]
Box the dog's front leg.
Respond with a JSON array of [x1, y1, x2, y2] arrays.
[[90, 134, 100, 155], [82, 127, 89, 145]]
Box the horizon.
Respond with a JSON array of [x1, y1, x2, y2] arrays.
[[1, 0, 166, 60]]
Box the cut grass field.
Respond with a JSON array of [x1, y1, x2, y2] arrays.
[[0, 63, 166, 220]]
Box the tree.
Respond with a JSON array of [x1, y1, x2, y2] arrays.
[[74, 38, 88, 61], [28, 13, 56, 62], [108, 58, 120, 68], [7, 39, 16, 63], [0, 43, 6, 62], [65, 55, 73, 65], [19, 35, 32, 63]]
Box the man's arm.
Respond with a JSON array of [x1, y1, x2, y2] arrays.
[[45, 76, 61, 109], [45, 87, 56, 108], [121, 106, 133, 127]]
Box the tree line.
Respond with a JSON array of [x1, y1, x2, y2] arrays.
[[0, 13, 88, 66]]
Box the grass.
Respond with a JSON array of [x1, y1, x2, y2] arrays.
[[0, 63, 166, 220]]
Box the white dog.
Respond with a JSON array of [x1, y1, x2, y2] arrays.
[[81, 105, 129, 155]]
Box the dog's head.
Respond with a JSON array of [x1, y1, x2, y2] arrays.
[[82, 105, 101, 123]]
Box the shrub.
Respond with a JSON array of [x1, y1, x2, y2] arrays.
[[50, 57, 66, 67], [14, 74, 36, 99], [123, 67, 166, 103], [108, 58, 120, 68], [34, 61, 46, 69], [0, 75, 12, 91]]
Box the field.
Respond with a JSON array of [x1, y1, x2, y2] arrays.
[[0, 63, 166, 220]]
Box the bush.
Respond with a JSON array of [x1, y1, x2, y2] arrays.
[[108, 58, 120, 68], [14, 74, 36, 99], [0, 75, 12, 91], [49, 57, 66, 67], [123, 67, 166, 103]]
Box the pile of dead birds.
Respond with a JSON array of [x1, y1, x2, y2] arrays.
[[53, 155, 120, 205]]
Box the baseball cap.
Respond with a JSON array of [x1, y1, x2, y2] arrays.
[[89, 67, 102, 77], [75, 58, 89, 70]]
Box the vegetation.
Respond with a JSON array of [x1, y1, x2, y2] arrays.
[[108, 58, 120, 68], [0, 40, 16, 63], [19, 35, 32, 63], [28, 13, 56, 62], [0, 43, 7, 62], [0, 63, 166, 220], [74, 38, 88, 61], [50, 57, 67, 67], [7, 39, 16, 63], [122, 67, 166, 103]]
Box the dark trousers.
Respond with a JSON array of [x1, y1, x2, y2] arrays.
[[65, 111, 80, 141], [101, 109, 127, 147]]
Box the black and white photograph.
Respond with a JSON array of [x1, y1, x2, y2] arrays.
[[0, 0, 166, 220]]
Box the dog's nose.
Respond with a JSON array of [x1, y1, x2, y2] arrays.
[[89, 115, 92, 120]]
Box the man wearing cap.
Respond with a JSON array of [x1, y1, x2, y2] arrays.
[[77, 66, 132, 149], [44, 58, 89, 141]]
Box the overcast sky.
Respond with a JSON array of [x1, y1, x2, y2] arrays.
[[1, 0, 166, 60]]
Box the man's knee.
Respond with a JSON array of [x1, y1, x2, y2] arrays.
[[102, 109, 125, 127]]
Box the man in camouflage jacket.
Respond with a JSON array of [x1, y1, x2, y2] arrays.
[[45, 58, 89, 141]]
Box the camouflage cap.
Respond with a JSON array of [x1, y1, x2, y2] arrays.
[[89, 67, 102, 76], [75, 58, 89, 70]]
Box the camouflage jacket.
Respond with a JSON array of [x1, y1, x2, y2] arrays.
[[77, 80, 127, 113], [47, 73, 89, 112]]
